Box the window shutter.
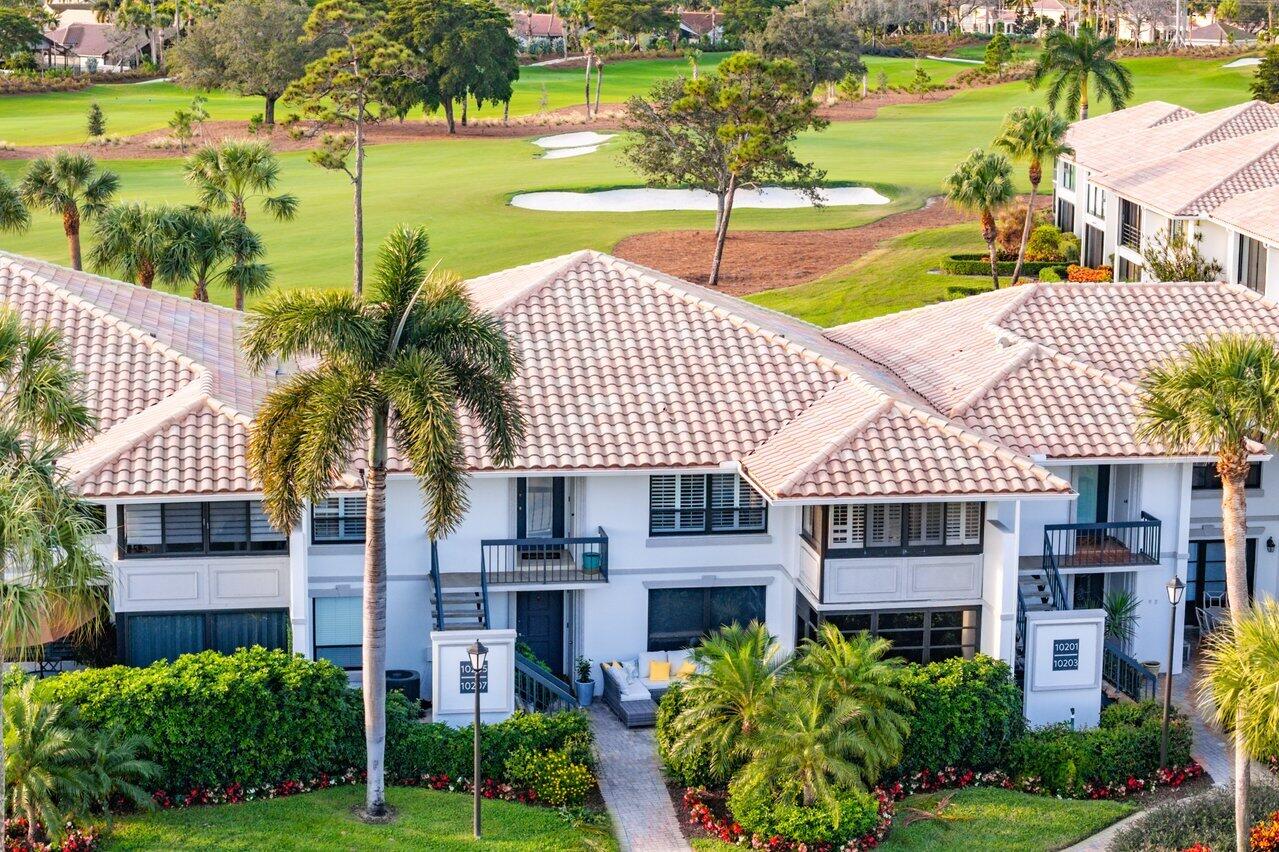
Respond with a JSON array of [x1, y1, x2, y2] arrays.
[[312, 497, 341, 541], [867, 505, 901, 547], [709, 474, 736, 529], [963, 503, 983, 544], [829, 505, 864, 548], [737, 479, 765, 530], [678, 475, 706, 531], [123, 505, 162, 545], [908, 504, 944, 546], [250, 501, 285, 542], [339, 496, 366, 539], [162, 503, 204, 548], [650, 475, 678, 532]]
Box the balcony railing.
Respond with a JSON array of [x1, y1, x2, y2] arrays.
[[1120, 221, 1142, 250], [1043, 512, 1161, 570], [480, 527, 608, 585], [514, 656, 578, 713], [1103, 641, 1157, 702]]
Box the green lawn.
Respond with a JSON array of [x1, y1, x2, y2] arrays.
[[104, 785, 617, 850], [0, 53, 965, 147], [0, 54, 1258, 321], [690, 788, 1133, 852], [746, 222, 991, 326]]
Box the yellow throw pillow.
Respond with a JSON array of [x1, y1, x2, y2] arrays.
[[648, 660, 672, 682], [677, 660, 697, 678]]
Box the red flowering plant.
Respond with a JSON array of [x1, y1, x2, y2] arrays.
[[1253, 810, 1279, 851], [3, 818, 99, 852], [681, 788, 894, 851]]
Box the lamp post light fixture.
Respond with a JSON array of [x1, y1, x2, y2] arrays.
[[467, 639, 488, 839], [1160, 576, 1186, 770]]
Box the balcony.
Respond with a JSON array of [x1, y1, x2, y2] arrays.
[[480, 527, 608, 585], [1119, 200, 1142, 250], [1043, 512, 1161, 570]]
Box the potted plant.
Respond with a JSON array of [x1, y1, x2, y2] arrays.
[[574, 655, 596, 706]]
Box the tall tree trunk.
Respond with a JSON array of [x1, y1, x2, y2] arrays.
[[354, 100, 365, 295], [193, 274, 208, 302], [264, 95, 277, 127], [1221, 454, 1253, 852], [461, 94, 468, 127], [363, 404, 389, 817], [63, 206, 82, 270], [139, 258, 154, 289], [584, 53, 593, 118], [708, 174, 738, 287], [1080, 77, 1089, 120], [1011, 170, 1040, 286], [234, 284, 244, 311], [982, 210, 1000, 289], [594, 61, 602, 117], [443, 100, 456, 134]]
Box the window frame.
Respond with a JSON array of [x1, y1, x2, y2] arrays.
[[1087, 184, 1107, 218], [312, 595, 363, 670], [648, 474, 768, 536], [646, 585, 767, 651], [117, 501, 289, 559], [796, 602, 980, 665], [1060, 161, 1076, 191], [1191, 462, 1262, 491], [311, 495, 367, 544], [1238, 233, 1268, 294], [823, 502, 985, 559]]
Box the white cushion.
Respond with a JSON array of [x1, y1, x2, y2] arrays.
[[618, 657, 640, 683], [667, 649, 692, 674], [605, 665, 628, 688], [620, 679, 650, 701]]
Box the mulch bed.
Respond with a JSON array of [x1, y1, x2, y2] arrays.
[[612, 196, 968, 295]]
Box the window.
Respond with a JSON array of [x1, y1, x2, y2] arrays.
[[798, 603, 979, 665], [800, 505, 818, 548], [1117, 257, 1141, 282], [647, 585, 766, 651], [118, 609, 288, 667], [1084, 225, 1106, 268], [314, 596, 362, 669], [649, 474, 766, 535], [1059, 161, 1075, 191], [312, 496, 366, 543], [1055, 198, 1075, 233], [118, 501, 287, 557], [1238, 234, 1267, 294], [1087, 184, 1107, 218], [1169, 219, 1187, 241], [1187, 539, 1256, 612], [1191, 462, 1261, 490], [825, 502, 983, 557], [1119, 199, 1142, 249]]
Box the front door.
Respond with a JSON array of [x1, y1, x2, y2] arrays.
[[516, 590, 565, 676], [517, 477, 565, 561]]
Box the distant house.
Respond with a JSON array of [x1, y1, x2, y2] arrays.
[[511, 10, 566, 51], [1186, 20, 1254, 45], [677, 9, 724, 45], [957, 0, 1070, 35], [38, 22, 149, 71]]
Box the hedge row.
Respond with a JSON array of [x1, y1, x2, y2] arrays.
[[941, 254, 1065, 276], [37, 647, 592, 793]]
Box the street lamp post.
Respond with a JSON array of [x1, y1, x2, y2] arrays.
[[1160, 576, 1186, 770], [468, 639, 488, 839]]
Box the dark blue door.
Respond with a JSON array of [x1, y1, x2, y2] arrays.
[[516, 591, 564, 676]]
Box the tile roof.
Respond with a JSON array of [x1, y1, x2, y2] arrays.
[[1208, 185, 1279, 241], [826, 281, 1279, 459]]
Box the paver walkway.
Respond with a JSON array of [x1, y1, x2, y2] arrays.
[[589, 703, 691, 852]]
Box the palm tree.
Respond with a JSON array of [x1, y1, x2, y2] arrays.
[[672, 622, 788, 782], [1137, 334, 1279, 852], [17, 153, 119, 272], [4, 681, 91, 845], [243, 225, 524, 818], [1031, 23, 1134, 121], [738, 681, 885, 807], [158, 208, 271, 306], [993, 106, 1074, 286], [0, 309, 107, 831], [182, 143, 299, 305], [0, 177, 29, 235], [81, 726, 159, 829], [945, 148, 1016, 290], [793, 624, 912, 777], [87, 203, 181, 290]]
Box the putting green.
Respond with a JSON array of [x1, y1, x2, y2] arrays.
[[0, 54, 1257, 320]]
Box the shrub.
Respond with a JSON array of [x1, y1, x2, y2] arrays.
[[1066, 264, 1112, 282], [1037, 265, 1065, 282], [1009, 701, 1192, 795], [727, 777, 880, 846], [1024, 223, 1078, 262], [37, 647, 356, 792], [892, 655, 1024, 776], [504, 747, 593, 806], [1112, 786, 1279, 851], [940, 254, 1064, 276]]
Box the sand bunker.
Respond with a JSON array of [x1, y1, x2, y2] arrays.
[[540, 145, 603, 159], [532, 131, 616, 149], [1224, 57, 1261, 67], [510, 186, 891, 212]]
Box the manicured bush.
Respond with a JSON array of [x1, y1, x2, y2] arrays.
[[1025, 224, 1079, 262], [893, 655, 1025, 776], [727, 777, 880, 847], [655, 682, 722, 787], [37, 647, 357, 792], [1009, 700, 1192, 796], [1036, 265, 1066, 282], [1066, 264, 1113, 282], [940, 254, 1065, 276], [1111, 785, 1279, 851], [504, 747, 593, 806]]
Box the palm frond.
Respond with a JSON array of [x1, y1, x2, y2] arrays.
[[242, 289, 383, 370]]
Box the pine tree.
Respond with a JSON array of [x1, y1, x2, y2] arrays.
[[1253, 46, 1279, 103], [87, 102, 106, 138], [985, 32, 1012, 79]]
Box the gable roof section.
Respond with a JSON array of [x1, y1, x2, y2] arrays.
[[825, 281, 1279, 460], [1209, 185, 1279, 244]]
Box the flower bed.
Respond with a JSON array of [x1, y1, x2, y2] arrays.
[[0, 69, 162, 95], [3, 819, 99, 852], [683, 787, 895, 852], [1066, 264, 1113, 282]]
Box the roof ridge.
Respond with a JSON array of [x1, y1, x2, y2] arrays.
[[470, 250, 596, 313], [1182, 100, 1265, 148], [947, 338, 1040, 417], [63, 373, 215, 483], [764, 392, 894, 499], [6, 257, 215, 385], [1179, 138, 1279, 215]]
